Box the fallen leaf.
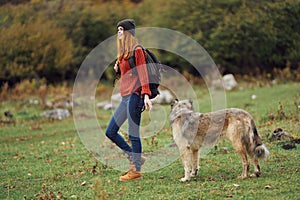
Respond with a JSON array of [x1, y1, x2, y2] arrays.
[[4, 185, 15, 189], [42, 183, 46, 191], [226, 194, 234, 198], [92, 165, 97, 175], [81, 181, 87, 186], [265, 185, 272, 189]]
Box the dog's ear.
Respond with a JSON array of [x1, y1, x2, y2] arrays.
[[171, 99, 179, 109]]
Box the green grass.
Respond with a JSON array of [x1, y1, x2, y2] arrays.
[[1, 83, 299, 199]]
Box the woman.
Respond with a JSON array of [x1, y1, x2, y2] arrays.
[[105, 19, 152, 181]]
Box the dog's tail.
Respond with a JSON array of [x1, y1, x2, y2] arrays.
[[252, 124, 270, 160]]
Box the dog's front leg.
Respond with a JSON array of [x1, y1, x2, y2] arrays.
[[237, 150, 250, 179], [181, 160, 190, 182], [190, 149, 199, 177], [250, 157, 261, 178], [180, 147, 191, 182]]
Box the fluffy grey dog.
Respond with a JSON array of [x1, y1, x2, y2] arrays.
[[170, 99, 269, 182]]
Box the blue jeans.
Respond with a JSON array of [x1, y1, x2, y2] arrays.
[[105, 93, 144, 171]]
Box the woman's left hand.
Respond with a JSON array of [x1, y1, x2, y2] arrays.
[[114, 61, 119, 72], [144, 94, 152, 111]]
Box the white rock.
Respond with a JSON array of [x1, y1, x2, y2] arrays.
[[152, 90, 174, 104], [41, 109, 71, 120], [222, 74, 238, 91]]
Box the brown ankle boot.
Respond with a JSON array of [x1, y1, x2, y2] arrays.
[[119, 164, 142, 181]]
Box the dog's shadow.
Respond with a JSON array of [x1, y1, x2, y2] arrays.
[[189, 174, 234, 182]]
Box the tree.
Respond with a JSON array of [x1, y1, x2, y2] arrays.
[[208, 0, 300, 74]]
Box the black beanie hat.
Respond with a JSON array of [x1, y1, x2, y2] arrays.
[[117, 19, 135, 36]]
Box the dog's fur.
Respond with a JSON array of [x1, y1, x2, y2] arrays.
[[170, 99, 269, 182]]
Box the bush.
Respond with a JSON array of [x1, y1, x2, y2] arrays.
[[0, 18, 75, 84]]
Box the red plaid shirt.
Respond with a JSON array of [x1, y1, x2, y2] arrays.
[[119, 47, 151, 97]]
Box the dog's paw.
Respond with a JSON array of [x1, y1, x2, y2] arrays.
[[180, 177, 190, 182], [250, 172, 261, 178], [190, 172, 197, 178], [190, 169, 198, 177]]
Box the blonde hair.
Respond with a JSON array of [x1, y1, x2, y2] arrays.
[[117, 31, 138, 61]]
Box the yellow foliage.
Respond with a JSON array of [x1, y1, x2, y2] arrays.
[[0, 16, 74, 82]]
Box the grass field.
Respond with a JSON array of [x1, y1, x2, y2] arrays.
[[1, 82, 299, 199]]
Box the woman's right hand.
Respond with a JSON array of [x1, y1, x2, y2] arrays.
[[143, 94, 153, 111]]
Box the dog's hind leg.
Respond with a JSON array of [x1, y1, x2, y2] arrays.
[[190, 149, 199, 177], [250, 157, 261, 178], [179, 147, 192, 182]]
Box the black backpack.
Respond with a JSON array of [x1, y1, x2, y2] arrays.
[[128, 45, 162, 99]]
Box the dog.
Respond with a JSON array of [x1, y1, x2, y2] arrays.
[[170, 99, 269, 182]]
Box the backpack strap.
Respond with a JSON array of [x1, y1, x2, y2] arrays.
[[128, 44, 145, 75]]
